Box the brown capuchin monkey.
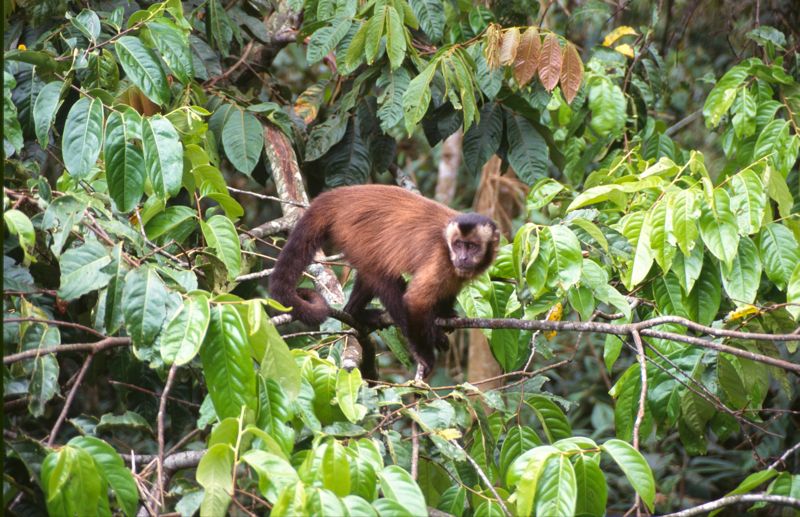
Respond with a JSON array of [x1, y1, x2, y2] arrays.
[[269, 184, 500, 378]]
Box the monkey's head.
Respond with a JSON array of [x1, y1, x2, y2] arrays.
[[445, 214, 500, 278]]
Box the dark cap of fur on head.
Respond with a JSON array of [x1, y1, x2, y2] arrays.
[[452, 213, 497, 234]]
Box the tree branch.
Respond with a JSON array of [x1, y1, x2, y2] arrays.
[[47, 353, 94, 447], [4, 337, 131, 364], [660, 493, 800, 517]]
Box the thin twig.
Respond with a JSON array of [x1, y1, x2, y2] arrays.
[[206, 41, 255, 87], [450, 440, 512, 517], [156, 363, 179, 509], [660, 493, 800, 517], [226, 186, 308, 207], [47, 354, 94, 447], [630, 330, 647, 517], [4, 337, 131, 364], [768, 441, 800, 471], [5, 317, 107, 338]]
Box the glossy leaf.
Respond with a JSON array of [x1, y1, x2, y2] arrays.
[[721, 236, 762, 306], [58, 241, 113, 301], [33, 80, 64, 147], [41, 445, 104, 517], [145, 20, 194, 83], [200, 215, 242, 280], [62, 97, 104, 179], [336, 368, 367, 423], [759, 223, 800, 290], [380, 465, 427, 516], [601, 439, 655, 511], [143, 115, 183, 198], [68, 436, 139, 517], [506, 113, 549, 185], [105, 109, 145, 212], [121, 266, 169, 348], [197, 443, 234, 517], [729, 168, 767, 235], [200, 304, 257, 419], [161, 292, 211, 365], [699, 189, 739, 268], [115, 36, 169, 105], [308, 18, 352, 65], [385, 7, 406, 70], [535, 454, 577, 517]]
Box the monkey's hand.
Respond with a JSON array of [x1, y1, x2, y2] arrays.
[[355, 309, 390, 329], [434, 330, 450, 352]]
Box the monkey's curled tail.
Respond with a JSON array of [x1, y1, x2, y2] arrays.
[[269, 210, 330, 326]]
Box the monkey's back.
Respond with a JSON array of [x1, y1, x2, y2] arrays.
[[311, 185, 457, 278]]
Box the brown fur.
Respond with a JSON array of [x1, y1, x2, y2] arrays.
[[269, 185, 498, 376]]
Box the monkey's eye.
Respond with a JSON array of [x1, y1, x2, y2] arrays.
[[466, 242, 479, 251]]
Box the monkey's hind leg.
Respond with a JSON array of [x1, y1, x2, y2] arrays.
[[344, 274, 385, 328]]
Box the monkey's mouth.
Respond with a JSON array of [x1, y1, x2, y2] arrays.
[[455, 265, 478, 278]]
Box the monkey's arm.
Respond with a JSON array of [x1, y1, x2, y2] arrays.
[[402, 266, 453, 376]]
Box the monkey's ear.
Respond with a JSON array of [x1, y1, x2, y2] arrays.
[[492, 227, 500, 245]]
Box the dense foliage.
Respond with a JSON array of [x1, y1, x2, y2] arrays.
[[3, 0, 799, 516]]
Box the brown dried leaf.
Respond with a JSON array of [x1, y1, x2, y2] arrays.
[[484, 23, 502, 70], [513, 27, 541, 86], [538, 32, 562, 92], [499, 27, 520, 66], [559, 42, 584, 104]]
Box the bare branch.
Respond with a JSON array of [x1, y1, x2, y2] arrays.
[[450, 440, 512, 517], [660, 493, 800, 517], [47, 354, 94, 447], [155, 363, 179, 509], [4, 337, 131, 364]]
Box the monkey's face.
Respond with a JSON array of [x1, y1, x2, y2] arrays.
[[446, 216, 500, 278]]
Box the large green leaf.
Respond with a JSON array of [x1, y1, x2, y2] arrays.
[[144, 19, 193, 83], [402, 58, 437, 134], [200, 304, 258, 419], [409, 0, 444, 41], [104, 244, 128, 334], [670, 189, 701, 256], [105, 109, 145, 212], [508, 446, 559, 516], [58, 241, 113, 300], [729, 169, 767, 235], [546, 225, 583, 290], [686, 257, 722, 326], [759, 223, 800, 290], [721, 236, 762, 306], [242, 449, 299, 503], [649, 199, 676, 272], [4, 209, 36, 266], [499, 426, 542, 477], [68, 436, 139, 517], [115, 36, 170, 105], [121, 267, 169, 348], [526, 395, 573, 443], [364, 7, 386, 64], [307, 18, 352, 65], [33, 80, 64, 147], [29, 354, 59, 417], [506, 113, 549, 185], [143, 115, 183, 199], [699, 189, 739, 268], [322, 441, 352, 497], [197, 443, 234, 517], [573, 455, 607, 517], [336, 368, 367, 424], [601, 439, 655, 512], [161, 292, 211, 365], [463, 102, 504, 175], [588, 77, 625, 137], [62, 97, 104, 179], [385, 6, 406, 70], [703, 60, 751, 127], [221, 108, 263, 176], [535, 455, 577, 517], [376, 67, 410, 132], [200, 215, 242, 280], [380, 465, 427, 516], [787, 264, 800, 320], [41, 445, 105, 517]]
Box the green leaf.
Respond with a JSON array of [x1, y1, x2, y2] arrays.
[[628, 210, 655, 286], [649, 200, 676, 272], [200, 215, 242, 280], [115, 36, 170, 105], [41, 445, 105, 517], [759, 223, 800, 290], [72, 9, 101, 41], [336, 368, 367, 423], [568, 285, 595, 321], [499, 426, 542, 478], [402, 58, 437, 134], [377, 67, 410, 132], [547, 225, 582, 290], [671, 189, 701, 256], [143, 115, 183, 199], [506, 113, 549, 185], [242, 449, 299, 503], [671, 245, 704, 294], [526, 395, 572, 442], [105, 109, 145, 212], [729, 169, 767, 235], [33, 80, 64, 147], [463, 102, 504, 175], [686, 257, 722, 326], [68, 436, 139, 517], [308, 18, 352, 65], [380, 465, 427, 516], [409, 0, 444, 41], [787, 264, 800, 320], [721, 236, 762, 306], [221, 108, 263, 176], [197, 443, 234, 517], [699, 189, 739, 268], [4, 209, 36, 266], [200, 304, 258, 419], [573, 455, 607, 517], [257, 317, 302, 400], [535, 454, 577, 517], [709, 469, 779, 517], [344, 22, 368, 72], [527, 178, 564, 211], [764, 165, 794, 218], [321, 441, 352, 497], [653, 273, 688, 317], [305, 114, 349, 161], [385, 6, 406, 70], [508, 445, 559, 516], [29, 354, 59, 417], [601, 439, 655, 511], [145, 205, 197, 243], [58, 241, 113, 300], [121, 267, 169, 348], [145, 19, 193, 83], [96, 410, 153, 434], [161, 292, 211, 365], [364, 7, 386, 65], [703, 60, 751, 127], [588, 77, 625, 137], [104, 244, 128, 335], [62, 97, 104, 179]]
